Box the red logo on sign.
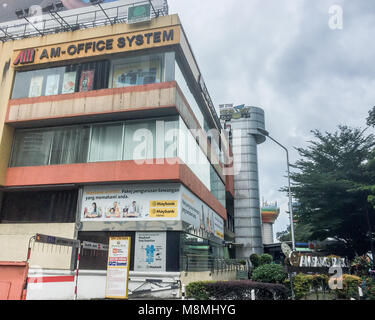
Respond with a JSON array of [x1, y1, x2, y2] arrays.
[[14, 49, 35, 65]]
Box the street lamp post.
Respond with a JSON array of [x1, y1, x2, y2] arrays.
[[257, 128, 296, 251]]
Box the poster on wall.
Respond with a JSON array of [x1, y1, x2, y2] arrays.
[[105, 237, 131, 299], [28, 75, 43, 97], [81, 184, 180, 222], [180, 185, 225, 240], [45, 74, 60, 96], [134, 232, 166, 272], [62, 71, 77, 94], [79, 70, 94, 92]]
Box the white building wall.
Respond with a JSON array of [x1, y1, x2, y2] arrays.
[[262, 223, 274, 245]]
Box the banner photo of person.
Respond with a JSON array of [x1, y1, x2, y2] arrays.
[[81, 183, 180, 221]]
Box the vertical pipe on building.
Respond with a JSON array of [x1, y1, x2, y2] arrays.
[[74, 244, 81, 301]]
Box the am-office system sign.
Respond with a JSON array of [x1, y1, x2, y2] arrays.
[[12, 25, 179, 67], [80, 183, 225, 240], [105, 237, 131, 299]]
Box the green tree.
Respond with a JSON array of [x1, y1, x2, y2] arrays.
[[276, 223, 313, 243], [367, 106, 375, 128], [364, 108, 375, 210], [288, 125, 375, 258]]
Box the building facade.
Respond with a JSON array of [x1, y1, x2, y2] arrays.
[[0, 8, 236, 299]]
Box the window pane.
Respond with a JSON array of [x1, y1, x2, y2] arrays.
[[50, 126, 90, 165], [89, 124, 123, 162], [11, 130, 53, 167], [112, 54, 164, 88], [124, 121, 156, 160], [164, 120, 178, 158], [179, 118, 211, 190], [175, 62, 206, 131], [11, 62, 109, 99], [0, 190, 78, 223]]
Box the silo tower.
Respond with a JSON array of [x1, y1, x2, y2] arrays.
[[220, 105, 266, 258]]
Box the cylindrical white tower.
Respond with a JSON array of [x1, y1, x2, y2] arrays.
[[261, 202, 280, 245]]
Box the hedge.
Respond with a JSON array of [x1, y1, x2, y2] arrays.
[[186, 280, 287, 300], [251, 263, 287, 284], [284, 273, 363, 300]]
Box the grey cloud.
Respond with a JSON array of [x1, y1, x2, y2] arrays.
[[169, 0, 375, 238]]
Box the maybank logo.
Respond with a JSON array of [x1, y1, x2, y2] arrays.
[[13, 49, 35, 65], [149, 200, 177, 218]]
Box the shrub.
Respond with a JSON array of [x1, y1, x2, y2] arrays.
[[250, 254, 260, 268], [185, 281, 213, 300], [363, 277, 375, 300], [251, 264, 287, 284], [334, 274, 362, 300], [186, 280, 286, 300], [259, 253, 273, 265], [351, 255, 371, 277], [311, 274, 329, 291], [286, 273, 313, 300]]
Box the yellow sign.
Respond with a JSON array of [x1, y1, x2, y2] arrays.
[[150, 200, 178, 208], [216, 231, 224, 240], [149, 207, 177, 218], [149, 200, 177, 218], [13, 25, 180, 67]]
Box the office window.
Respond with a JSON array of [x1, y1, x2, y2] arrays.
[[123, 121, 156, 161], [89, 123, 124, 162], [175, 62, 207, 131], [50, 126, 90, 165], [164, 119, 179, 158], [111, 53, 164, 88], [11, 61, 109, 99], [0, 190, 78, 223], [11, 130, 54, 167], [11, 126, 90, 167], [10, 117, 179, 168]]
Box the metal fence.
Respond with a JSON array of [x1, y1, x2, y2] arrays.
[[182, 254, 248, 273], [0, 0, 169, 42]]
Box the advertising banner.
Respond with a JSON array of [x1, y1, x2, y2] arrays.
[[81, 183, 180, 222], [105, 237, 131, 299], [80, 183, 225, 241], [134, 232, 166, 272], [180, 185, 225, 240]]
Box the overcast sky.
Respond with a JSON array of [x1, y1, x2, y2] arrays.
[[168, 0, 375, 241]]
